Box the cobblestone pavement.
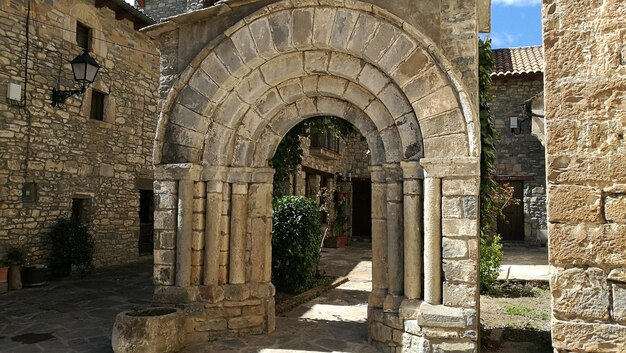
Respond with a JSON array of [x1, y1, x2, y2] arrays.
[[0, 241, 376, 353], [0, 259, 154, 353]]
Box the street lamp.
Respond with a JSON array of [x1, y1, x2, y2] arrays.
[[51, 49, 101, 107]]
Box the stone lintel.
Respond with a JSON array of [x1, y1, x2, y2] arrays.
[[400, 160, 424, 179], [202, 166, 230, 182], [420, 157, 479, 178], [418, 302, 468, 329], [227, 167, 253, 183], [154, 285, 199, 304], [155, 163, 203, 181], [399, 298, 423, 320]]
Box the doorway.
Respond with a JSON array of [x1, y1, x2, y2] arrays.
[[497, 180, 524, 242], [351, 180, 372, 239]]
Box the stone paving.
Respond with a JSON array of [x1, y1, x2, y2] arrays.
[[0, 260, 154, 353], [498, 244, 551, 281], [0, 241, 548, 353]]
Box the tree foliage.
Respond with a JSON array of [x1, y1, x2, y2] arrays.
[[479, 38, 505, 293], [271, 196, 323, 294], [270, 116, 357, 196]]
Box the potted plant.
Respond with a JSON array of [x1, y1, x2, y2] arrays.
[[6, 246, 26, 290], [112, 306, 184, 353], [48, 217, 95, 279]]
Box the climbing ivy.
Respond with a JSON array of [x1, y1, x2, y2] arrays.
[[270, 116, 357, 196], [479, 38, 505, 293]]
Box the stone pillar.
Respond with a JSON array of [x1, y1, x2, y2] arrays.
[[401, 161, 423, 300], [368, 165, 388, 308], [423, 175, 442, 305], [384, 163, 404, 312], [250, 168, 275, 283], [229, 183, 249, 284], [153, 164, 202, 302], [203, 180, 223, 286]]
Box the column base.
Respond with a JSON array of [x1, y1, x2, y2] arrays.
[[383, 294, 404, 313], [368, 288, 387, 308]]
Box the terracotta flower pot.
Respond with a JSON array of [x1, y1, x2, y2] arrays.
[[112, 307, 184, 353]]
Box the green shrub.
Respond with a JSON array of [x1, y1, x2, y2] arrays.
[[479, 232, 503, 293], [49, 217, 95, 277], [272, 196, 323, 294]]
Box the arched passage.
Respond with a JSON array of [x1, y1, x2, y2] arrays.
[[149, 1, 481, 351]]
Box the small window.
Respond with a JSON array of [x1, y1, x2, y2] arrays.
[[76, 22, 91, 50], [71, 198, 91, 224], [90, 90, 106, 121], [310, 130, 340, 153]]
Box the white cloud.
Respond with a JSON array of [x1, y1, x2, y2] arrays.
[[492, 0, 541, 6], [489, 32, 518, 47]]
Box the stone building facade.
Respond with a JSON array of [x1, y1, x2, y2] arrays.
[[144, 1, 489, 352], [0, 0, 159, 267], [490, 46, 547, 244], [544, 0, 626, 351]]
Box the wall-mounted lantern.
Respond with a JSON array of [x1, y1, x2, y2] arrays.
[[51, 49, 100, 107]]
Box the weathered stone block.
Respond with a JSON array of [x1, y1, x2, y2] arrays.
[[199, 285, 225, 303], [418, 303, 466, 329], [552, 320, 626, 352], [432, 341, 475, 353], [612, 283, 626, 325], [196, 318, 227, 332], [551, 267, 610, 321], [442, 259, 476, 283], [442, 238, 468, 259], [549, 224, 626, 267], [605, 195, 626, 223], [443, 282, 476, 308], [224, 284, 251, 301], [228, 315, 264, 329], [370, 322, 392, 343], [112, 308, 184, 353], [547, 185, 602, 223]]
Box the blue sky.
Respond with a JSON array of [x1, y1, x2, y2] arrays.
[[487, 0, 542, 48]]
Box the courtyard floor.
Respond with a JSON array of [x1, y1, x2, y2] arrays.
[[0, 241, 550, 353]]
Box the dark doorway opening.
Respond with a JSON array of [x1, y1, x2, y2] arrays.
[[138, 189, 154, 255], [497, 180, 524, 242], [351, 180, 372, 238]]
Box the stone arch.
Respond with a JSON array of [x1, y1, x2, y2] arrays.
[[150, 1, 481, 351]]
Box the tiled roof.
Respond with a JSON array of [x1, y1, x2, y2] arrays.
[[492, 46, 543, 76]]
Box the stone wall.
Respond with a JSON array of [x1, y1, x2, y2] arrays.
[[0, 0, 159, 267], [490, 73, 546, 242], [143, 0, 190, 21], [544, 0, 626, 351]]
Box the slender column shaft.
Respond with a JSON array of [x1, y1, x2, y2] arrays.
[[424, 176, 442, 304], [203, 181, 223, 285], [369, 166, 387, 308], [176, 179, 194, 287], [386, 180, 404, 296], [403, 179, 423, 299], [229, 183, 248, 284]]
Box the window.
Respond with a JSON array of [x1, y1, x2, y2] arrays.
[[90, 90, 106, 121], [310, 130, 340, 153], [71, 198, 92, 224], [76, 22, 91, 50]]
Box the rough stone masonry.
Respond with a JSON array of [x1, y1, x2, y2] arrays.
[[544, 0, 626, 351], [143, 0, 490, 352]]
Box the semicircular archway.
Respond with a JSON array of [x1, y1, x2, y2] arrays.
[[148, 1, 481, 351]]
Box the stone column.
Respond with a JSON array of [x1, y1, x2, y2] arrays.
[[368, 166, 388, 308], [176, 179, 194, 287], [229, 183, 249, 284], [203, 180, 223, 286], [250, 168, 275, 283], [384, 163, 404, 312], [423, 174, 442, 305], [401, 161, 423, 300]]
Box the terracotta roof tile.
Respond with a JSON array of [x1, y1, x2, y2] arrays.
[[492, 46, 543, 76]]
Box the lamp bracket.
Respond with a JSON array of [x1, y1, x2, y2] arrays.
[[51, 86, 85, 107]]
